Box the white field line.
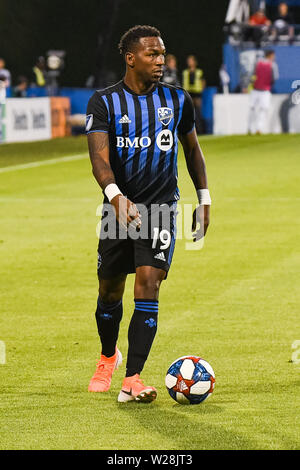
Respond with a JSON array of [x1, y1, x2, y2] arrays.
[[0, 197, 95, 202], [0, 153, 88, 174], [180, 197, 300, 202], [0, 196, 97, 204], [0, 197, 299, 203]]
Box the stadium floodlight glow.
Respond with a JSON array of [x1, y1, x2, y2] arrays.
[[46, 50, 66, 95], [47, 55, 61, 71], [46, 50, 65, 71]]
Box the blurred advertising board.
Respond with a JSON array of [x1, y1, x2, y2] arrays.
[[4, 97, 51, 143], [213, 93, 300, 135], [0, 83, 6, 143]]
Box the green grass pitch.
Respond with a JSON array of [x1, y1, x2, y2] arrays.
[[0, 134, 299, 450]]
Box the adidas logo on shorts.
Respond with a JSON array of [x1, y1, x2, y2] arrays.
[[154, 252, 166, 262], [119, 114, 132, 124]]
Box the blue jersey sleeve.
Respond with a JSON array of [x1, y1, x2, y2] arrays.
[[177, 90, 195, 135], [86, 92, 109, 134]]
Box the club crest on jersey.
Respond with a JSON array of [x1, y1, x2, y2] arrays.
[[86, 114, 93, 132], [158, 107, 173, 126]]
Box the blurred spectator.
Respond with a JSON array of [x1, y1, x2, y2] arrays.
[[219, 64, 230, 93], [85, 75, 95, 88], [225, 0, 250, 24], [249, 8, 271, 27], [243, 8, 271, 47], [248, 49, 279, 134], [162, 54, 180, 86], [270, 2, 295, 43], [13, 76, 28, 97], [0, 58, 11, 88], [182, 55, 206, 134], [0, 77, 6, 135], [31, 56, 47, 87]]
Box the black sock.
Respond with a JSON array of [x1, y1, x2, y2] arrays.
[[126, 299, 158, 377], [95, 297, 123, 357]]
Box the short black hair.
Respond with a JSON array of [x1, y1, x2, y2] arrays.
[[118, 25, 161, 56]]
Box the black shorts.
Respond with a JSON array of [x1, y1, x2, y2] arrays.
[[97, 202, 177, 279]]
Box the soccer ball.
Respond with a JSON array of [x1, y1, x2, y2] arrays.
[[165, 355, 215, 404]]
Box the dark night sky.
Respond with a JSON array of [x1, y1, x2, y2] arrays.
[[0, 0, 229, 87]]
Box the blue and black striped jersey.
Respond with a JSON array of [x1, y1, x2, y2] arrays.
[[86, 80, 195, 206]]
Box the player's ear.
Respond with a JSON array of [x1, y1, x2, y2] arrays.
[[125, 52, 135, 68]]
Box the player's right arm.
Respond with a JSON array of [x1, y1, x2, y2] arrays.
[[87, 131, 113, 189], [86, 92, 141, 229]]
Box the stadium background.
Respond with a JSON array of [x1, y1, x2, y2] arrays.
[[2, 0, 300, 136], [0, 0, 228, 87], [0, 0, 300, 452]]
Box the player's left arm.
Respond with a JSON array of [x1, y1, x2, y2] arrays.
[[179, 129, 210, 238], [178, 90, 211, 240]]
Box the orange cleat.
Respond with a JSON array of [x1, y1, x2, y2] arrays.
[[88, 348, 122, 392], [118, 374, 157, 403]]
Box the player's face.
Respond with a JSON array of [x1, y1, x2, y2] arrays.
[[132, 37, 166, 83]]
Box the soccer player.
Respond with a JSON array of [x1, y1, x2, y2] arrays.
[[86, 25, 211, 403]]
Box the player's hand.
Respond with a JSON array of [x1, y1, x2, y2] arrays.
[[111, 194, 141, 231], [192, 205, 210, 242]]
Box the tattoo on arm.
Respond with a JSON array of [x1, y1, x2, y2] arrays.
[[88, 132, 108, 158], [87, 132, 115, 190]]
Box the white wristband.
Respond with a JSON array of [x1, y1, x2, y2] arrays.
[[104, 183, 122, 202], [197, 189, 211, 206]]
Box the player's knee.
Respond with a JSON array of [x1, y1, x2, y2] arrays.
[[99, 291, 122, 304], [135, 277, 162, 298], [98, 282, 124, 304]]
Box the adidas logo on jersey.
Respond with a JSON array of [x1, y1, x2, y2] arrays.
[[119, 114, 132, 124], [154, 252, 166, 262]]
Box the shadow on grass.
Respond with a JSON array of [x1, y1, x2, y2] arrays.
[[116, 400, 256, 450]]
